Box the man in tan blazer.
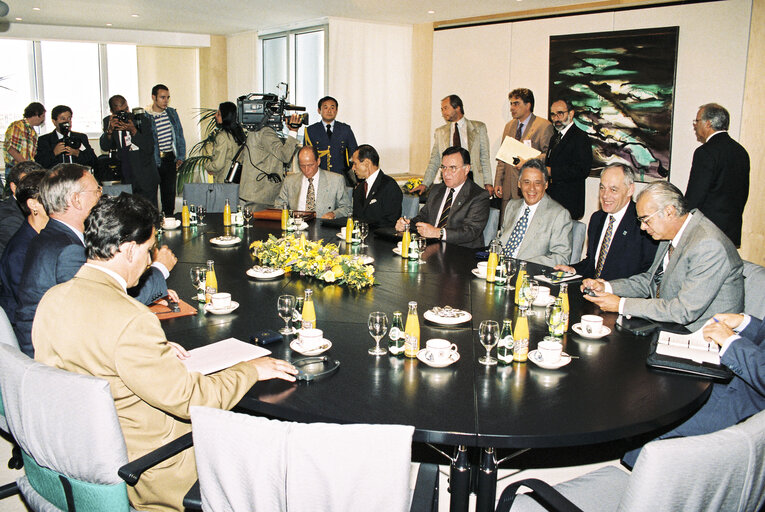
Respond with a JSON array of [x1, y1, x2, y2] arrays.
[[414, 95, 493, 194], [33, 194, 297, 512], [494, 88, 555, 217]]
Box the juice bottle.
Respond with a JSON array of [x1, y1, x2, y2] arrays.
[[181, 200, 190, 228], [301, 289, 316, 329], [204, 260, 217, 304], [514, 261, 527, 304], [401, 223, 411, 259], [223, 198, 232, 226], [389, 311, 405, 355], [404, 301, 420, 358], [512, 310, 529, 362], [281, 203, 289, 231], [559, 283, 570, 330], [486, 239, 500, 283], [345, 217, 354, 244]]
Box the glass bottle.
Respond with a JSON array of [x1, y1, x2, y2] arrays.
[[181, 200, 190, 227], [389, 311, 405, 355], [292, 296, 304, 330], [223, 198, 232, 226], [514, 261, 528, 304], [351, 221, 361, 244], [345, 217, 354, 244], [486, 238, 500, 283], [559, 283, 570, 330], [497, 318, 514, 364], [401, 223, 411, 259], [301, 289, 316, 329], [495, 254, 507, 285], [404, 301, 420, 358], [204, 260, 217, 304], [548, 297, 565, 337], [408, 236, 419, 260], [513, 309, 529, 362], [189, 204, 198, 226], [281, 202, 289, 231]]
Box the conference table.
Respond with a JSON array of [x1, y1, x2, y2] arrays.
[[157, 214, 711, 512]]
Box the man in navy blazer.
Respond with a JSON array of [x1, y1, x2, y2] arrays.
[[14, 164, 173, 357], [623, 312, 764, 468], [35, 105, 97, 169], [556, 163, 657, 280], [304, 96, 358, 187], [351, 145, 402, 230]]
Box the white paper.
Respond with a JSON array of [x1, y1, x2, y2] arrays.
[[656, 328, 720, 365], [534, 273, 581, 284], [182, 337, 271, 375], [496, 136, 542, 164]]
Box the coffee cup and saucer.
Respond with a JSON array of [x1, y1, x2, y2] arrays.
[[572, 315, 611, 339], [290, 328, 332, 356], [471, 261, 488, 279], [529, 337, 572, 369], [532, 286, 555, 307], [204, 293, 240, 315], [417, 339, 460, 368], [162, 217, 181, 230]]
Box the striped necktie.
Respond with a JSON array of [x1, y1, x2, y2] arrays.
[[594, 215, 615, 278], [656, 243, 674, 298], [437, 188, 454, 228]]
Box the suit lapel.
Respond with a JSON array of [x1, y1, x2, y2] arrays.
[[465, 119, 476, 152]]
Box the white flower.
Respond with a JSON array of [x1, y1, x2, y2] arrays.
[[321, 270, 336, 283]]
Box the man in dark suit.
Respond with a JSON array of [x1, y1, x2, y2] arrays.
[[545, 98, 592, 220], [351, 145, 402, 229], [397, 146, 490, 248], [99, 95, 160, 207], [35, 105, 97, 169], [556, 163, 657, 280], [304, 96, 358, 187], [685, 103, 750, 247], [14, 164, 173, 357], [0, 161, 43, 255]]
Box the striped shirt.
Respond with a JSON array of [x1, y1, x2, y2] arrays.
[[3, 119, 38, 166], [151, 110, 174, 152]]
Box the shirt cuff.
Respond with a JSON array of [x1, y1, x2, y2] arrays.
[[734, 315, 751, 333], [151, 262, 170, 279], [604, 282, 613, 294], [719, 335, 741, 357], [618, 297, 626, 315]]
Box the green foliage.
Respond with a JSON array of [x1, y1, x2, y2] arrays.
[[176, 107, 218, 192]]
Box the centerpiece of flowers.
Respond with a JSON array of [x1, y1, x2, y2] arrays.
[[249, 234, 375, 290]]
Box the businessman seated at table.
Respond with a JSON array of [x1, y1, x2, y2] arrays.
[[582, 181, 743, 332], [274, 145, 351, 219], [622, 312, 765, 468], [351, 144, 402, 229], [395, 146, 490, 248], [33, 193, 299, 512], [498, 159, 573, 266]]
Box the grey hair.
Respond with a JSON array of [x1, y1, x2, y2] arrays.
[[636, 181, 688, 216], [519, 158, 549, 182], [600, 163, 636, 188], [39, 163, 90, 214], [699, 103, 730, 131]]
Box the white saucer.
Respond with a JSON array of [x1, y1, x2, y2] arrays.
[[246, 267, 285, 279], [417, 349, 460, 368], [290, 338, 332, 356], [210, 236, 241, 246], [532, 296, 556, 307], [162, 219, 181, 230], [424, 309, 472, 325], [572, 323, 611, 339], [471, 268, 488, 279], [529, 350, 572, 369], [204, 301, 239, 315], [292, 221, 309, 231], [392, 247, 403, 256], [354, 255, 374, 264]]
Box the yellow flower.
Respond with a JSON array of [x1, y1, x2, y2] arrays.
[[332, 264, 344, 278]]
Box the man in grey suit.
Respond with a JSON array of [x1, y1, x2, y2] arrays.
[[413, 95, 493, 194], [583, 181, 743, 331], [396, 146, 490, 248], [499, 159, 572, 266], [275, 146, 351, 219]]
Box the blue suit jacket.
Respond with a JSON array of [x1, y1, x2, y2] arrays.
[[0, 221, 37, 324], [573, 201, 658, 280], [14, 219, 166, 356], [305, 121, 358, 184]]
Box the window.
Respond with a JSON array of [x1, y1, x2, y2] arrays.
[[0, 40, 36, 140]]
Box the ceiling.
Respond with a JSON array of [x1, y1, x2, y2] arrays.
[[1, 0, 655, 35]]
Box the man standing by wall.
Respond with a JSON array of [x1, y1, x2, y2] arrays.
[[305, 96, 358, 187], [147, 84, 186, 216], [35, 105, 97, 169], [3, 102, 46, 184]]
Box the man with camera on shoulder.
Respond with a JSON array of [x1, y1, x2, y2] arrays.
[[36, 105, 97, 170], [100, 95, 160, 207]]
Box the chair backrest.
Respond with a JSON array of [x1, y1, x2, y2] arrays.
[[622, 408, 765, 512], [570, 220, 586, 264], [102, 184, 133, 197], [191, 406, 415, 512], [183, 183, 240, 213], [402, 194, 420, 220], [483, 207, 500, 246], [0, 308, 19, 431], [743, 261, 765, 319], [345, 186, 354, 210], [0, 345, 130, 511]]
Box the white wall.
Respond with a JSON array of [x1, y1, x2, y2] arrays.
[[432, 0, 752, 222]]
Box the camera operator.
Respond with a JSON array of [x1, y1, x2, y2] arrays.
[[100, 95, 160, 207], [239, 113, 302, 209], [36, 105, 97, 169]]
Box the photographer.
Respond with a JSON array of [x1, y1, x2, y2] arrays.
[[100, 95, 160, 207], [36, 105, 97, 169]]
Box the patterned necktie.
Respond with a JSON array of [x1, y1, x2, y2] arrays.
[[656, 243, 674, 298], [437, 188, 454, 228], [515, 122, 524, 140], [546, 131, 562, 160], [503, 207, 530, 258], [306, 177, 315, 211], [326, 124, 332, 139], [594, 215, 615, 278], [452, 123, 461, 148]]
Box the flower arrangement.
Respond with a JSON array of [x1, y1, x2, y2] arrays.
[[402, 177, 422, 192], [249, 234, 375, 289]]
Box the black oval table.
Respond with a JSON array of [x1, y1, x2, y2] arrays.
[[157, 214, 711, 512]]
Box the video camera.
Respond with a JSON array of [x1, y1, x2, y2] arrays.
[[58, 122, 79, 149], [237, 83, 308, 132]]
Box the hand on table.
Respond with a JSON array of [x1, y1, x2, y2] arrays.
[[581, 278, 607, 293], [554, 264, 576, 274], [250, 357, 299, 382], [167, 289, 179, 303], [583, 290, 621, 312], [415, 222, 440, 239], [321, 212, 336, 219], [167, 341, 190, 360]]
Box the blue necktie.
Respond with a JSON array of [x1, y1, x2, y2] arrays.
[[503, 207, 530, 258]]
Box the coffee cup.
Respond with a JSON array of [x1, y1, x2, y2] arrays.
[[538, 338, 563, 363], [397, 241, 403, 251], [299, 328, 324, 350], [581, 314, 604, 335], [536, 286, 551, 303], [163, 217, 178, 229], [426, 338, 458, 361], [211, 292, 231, 310], [476, 261, 488, 277], [340, 227, 346, 236]]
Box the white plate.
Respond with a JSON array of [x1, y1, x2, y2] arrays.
[[471, 268, 488, 279], [529, 350, 572, 369], [337, 233, 348, 240], [354, 255, 374, 264], [572, 323, 611, 339], [162, 219, 181, 230], [424, 309, 472, 325], [210, 236, 241, 246], [290, 338, 332, 356], [292, 221, 309, 231], [246, 267, 285, 280], [204, 301, 239, 315], [417, 349, 460, 368], [532, 296, 556, 307], [392, 247, 403, 256]]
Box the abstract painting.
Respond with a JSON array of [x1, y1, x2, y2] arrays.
[[549, 27, 679, 181]]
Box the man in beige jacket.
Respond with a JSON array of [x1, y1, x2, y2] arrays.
[[33, 193, 297, 511]]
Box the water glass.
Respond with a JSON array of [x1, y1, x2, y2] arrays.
[[277, 295, 296, 335], [478, 320, 499, 366], [368, 311, 389, 355], [505, 259, 518, 289], [358, 222, 369, 247], [243, 205, 253, 228], [519, 280, 539, 311], [416, 236, 427, 263], [197, 206, 207, 226], [189, 266, 207, 303]]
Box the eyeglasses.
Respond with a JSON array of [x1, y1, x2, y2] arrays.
[[438, 165, 465, 174], [79, 186, 103, 197], [550, 110, 570, 118], [637, 209, 662, 225]]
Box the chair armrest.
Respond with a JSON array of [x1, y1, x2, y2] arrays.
[[410, 463, 439, 512], [0, 482, 19, 499], [117, 432, 193, 486], [496, 478, 584, 512], [183, 480, 202, 510]]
